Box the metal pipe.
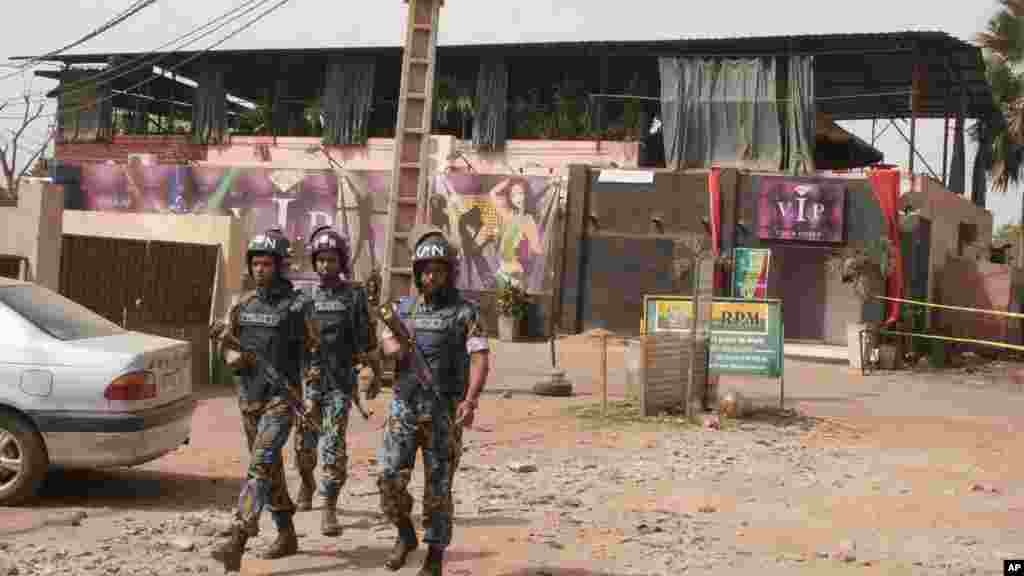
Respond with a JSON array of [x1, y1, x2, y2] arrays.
[[942, 113, 949, 185]]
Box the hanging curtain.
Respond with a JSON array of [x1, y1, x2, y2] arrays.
[[785, 55, 816, 174], [321, 55, 376, 146], [659, 57, 782, 170], [473, 57, 508, 151], [192, 63, 227, 145]]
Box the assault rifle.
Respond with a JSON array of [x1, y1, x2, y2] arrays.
[[374, 300, 474, 427], [374, 301, 434, 391], [210, 326, 322, 434]]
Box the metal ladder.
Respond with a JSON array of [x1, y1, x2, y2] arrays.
[[379, 0, 444, 305]]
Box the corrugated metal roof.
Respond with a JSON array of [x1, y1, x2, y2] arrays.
[[12, 30, 976, 64], [20, 30, 994, 121]]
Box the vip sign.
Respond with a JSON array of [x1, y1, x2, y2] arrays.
[[757, 176, 846, 243], [777, 184, 826, 223]]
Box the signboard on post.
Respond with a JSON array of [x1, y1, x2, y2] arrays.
[[732, 247, 771, 299], [642, 296, 785, 408], [690, 253, 715, 417]]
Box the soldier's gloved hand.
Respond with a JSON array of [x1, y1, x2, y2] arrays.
[[225, 350, 255, 371], [304, 399, 320, 420], [304, 366, 322, 386], [455, 398, 477, 429], [364, 368, 382, 401], [210, 320, 228, 341]]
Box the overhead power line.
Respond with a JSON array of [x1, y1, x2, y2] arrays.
[[0, 0, 159, 82], [1, 0, 272, 107], [5, 0, 298, 123]]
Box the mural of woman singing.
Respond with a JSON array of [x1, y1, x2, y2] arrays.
[[489, 176, 542, 289]]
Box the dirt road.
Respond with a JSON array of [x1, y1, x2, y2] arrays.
[[1, 337, 1022, 575]]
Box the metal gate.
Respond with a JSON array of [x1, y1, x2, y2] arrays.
[[59, 234, 219, 388], [558, 166, 713, 335], [0, 255, 26, 280]]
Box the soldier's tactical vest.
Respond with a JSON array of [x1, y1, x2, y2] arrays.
[[237, 281, 303, 404], [305, 283, 360, 393], [394, 294, 469, 404]]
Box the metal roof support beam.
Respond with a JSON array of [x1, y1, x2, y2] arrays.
[[908, 43, 919, 177], [941, 57, 955, 187], [889, 118, 940, 182]]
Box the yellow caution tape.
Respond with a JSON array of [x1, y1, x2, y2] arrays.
[[878, 329, 1024, 353], [876, 295, 1024, 320]]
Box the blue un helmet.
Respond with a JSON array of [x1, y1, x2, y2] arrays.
[[246, 231, 289, 278], [308, 225, 351, 277], [408, 224, 459, 292]]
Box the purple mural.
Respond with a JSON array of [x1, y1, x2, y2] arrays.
[[75, 160, 390, 282]]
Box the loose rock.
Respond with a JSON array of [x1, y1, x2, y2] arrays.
[[507, 461, 538, 473], [835, 539, 856, 563], [170, 537, 195, 552]]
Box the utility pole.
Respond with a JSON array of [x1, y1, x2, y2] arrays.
[[380, 0, 444, 304]]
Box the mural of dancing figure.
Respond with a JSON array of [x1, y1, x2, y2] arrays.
[[489, 176, 542, 289], [435, 175, 496, 290]]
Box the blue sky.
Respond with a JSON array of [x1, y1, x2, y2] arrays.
[[0, 0, 1012, 230]]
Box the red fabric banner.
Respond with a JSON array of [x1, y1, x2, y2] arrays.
[[708, 167, 723, 292], [868, 167, 904, 325]]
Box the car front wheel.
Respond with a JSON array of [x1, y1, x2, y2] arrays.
[[0, 411, 49, 506]]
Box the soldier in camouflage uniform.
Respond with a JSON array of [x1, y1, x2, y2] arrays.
[[375, 226, 492, 576], [294, 225, 378, 535], [210, 232, 318, 572]]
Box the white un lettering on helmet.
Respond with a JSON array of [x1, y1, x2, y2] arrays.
[[416, 243, 446, 259]]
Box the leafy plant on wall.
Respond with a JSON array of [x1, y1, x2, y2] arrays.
[[508, 76, 647, 142], [434, 75, 475, 140], [236, 100, 271, 135], [304, 96, 324, 137], [495, 274, 530, 320]]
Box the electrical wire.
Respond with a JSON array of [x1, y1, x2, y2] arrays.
[[0, 0, 158, 82], [15, 0, 297, 123], [1, 0, 273, 107]]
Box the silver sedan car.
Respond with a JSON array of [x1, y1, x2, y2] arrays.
[[0, 278, 196, 505]]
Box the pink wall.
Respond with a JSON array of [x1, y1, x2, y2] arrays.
[[57, 135, 641, 176]]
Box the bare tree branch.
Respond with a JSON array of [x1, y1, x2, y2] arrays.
[[17, 127, 54, 180], [0, 91, 51, 195]]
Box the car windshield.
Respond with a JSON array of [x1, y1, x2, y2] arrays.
[[0, 285, 125, 341]]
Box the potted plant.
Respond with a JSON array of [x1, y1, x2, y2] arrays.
[[826, 237, 891, 371], [495, 274, 529, 341]]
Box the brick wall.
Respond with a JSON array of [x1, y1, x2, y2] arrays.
[[56, 135, 208, 165]]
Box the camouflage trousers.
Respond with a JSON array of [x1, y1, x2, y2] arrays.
[[293, 388, 352, 498], [236, 398, 295, 536], [377, 397, 463, 548]]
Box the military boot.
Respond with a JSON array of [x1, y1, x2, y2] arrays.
[[416, 546, 444, 576], [261, 513, 299, 559], [296, 468, 316, 511], [210, 525, 249, 573], [384, 517, 419, 571], [321, 492, 342, 536]]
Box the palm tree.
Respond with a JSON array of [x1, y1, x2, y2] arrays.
[[977, 0, 1024, 193]]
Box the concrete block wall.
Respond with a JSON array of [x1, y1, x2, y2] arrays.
[[899, 176, 994, 306], [0, 179, 64, 292]]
